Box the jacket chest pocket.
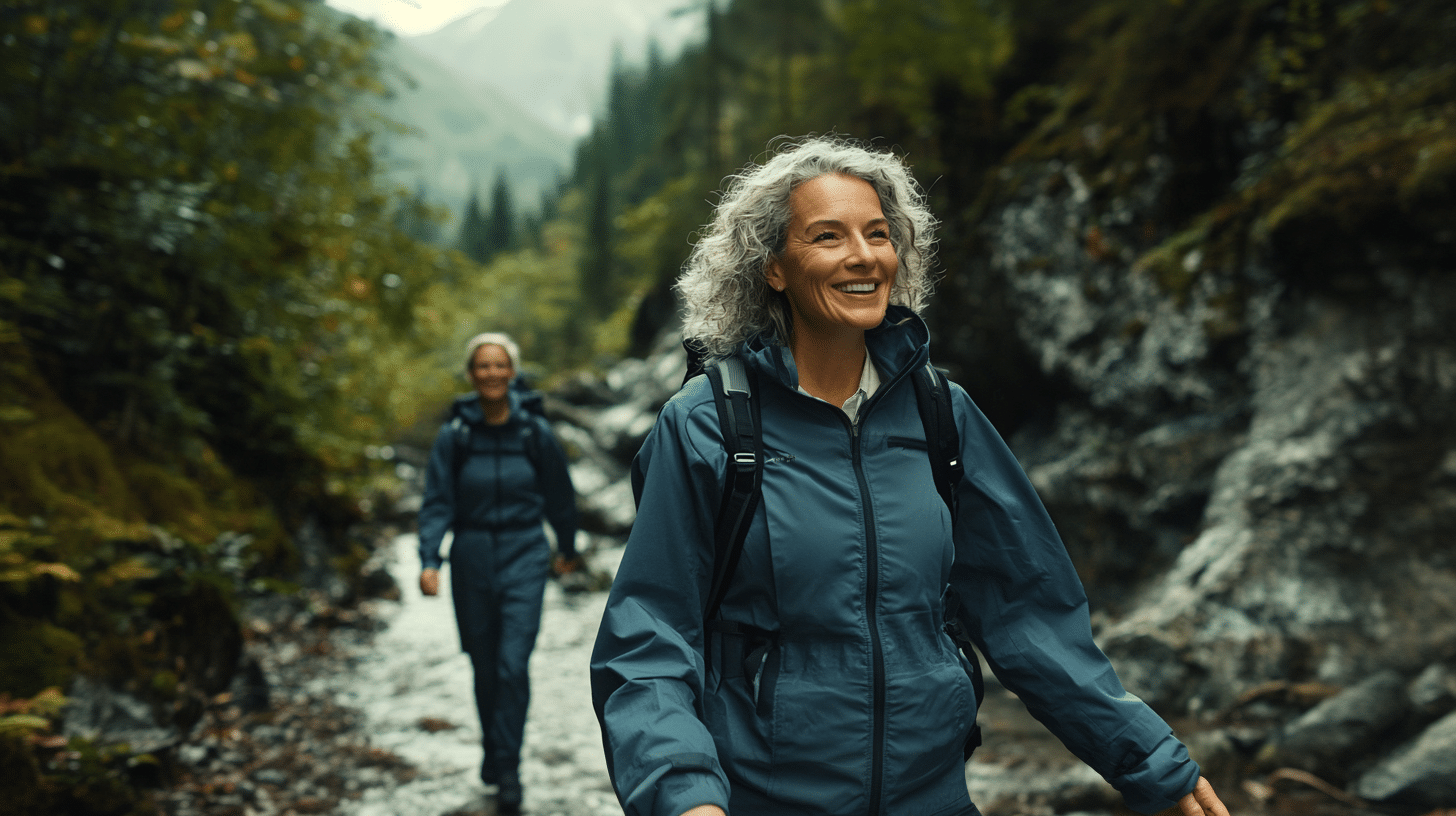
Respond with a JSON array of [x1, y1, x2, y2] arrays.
[[887, 435, 928, 452], [709, 621, 780, 718]]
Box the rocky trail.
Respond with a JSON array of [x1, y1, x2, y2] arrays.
[[149, 523, 1387, 816]]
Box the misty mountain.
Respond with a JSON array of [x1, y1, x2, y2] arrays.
[[409, 0, 701, 138], [362, 35, 573, 221]]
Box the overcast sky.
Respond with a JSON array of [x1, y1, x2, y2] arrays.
[[324, 0, 509, 37]]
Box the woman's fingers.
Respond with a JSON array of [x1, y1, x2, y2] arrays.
[[1178, 777, 1230, 816]]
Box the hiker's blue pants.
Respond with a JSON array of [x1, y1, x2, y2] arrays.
[[450, 524, 550, 781]]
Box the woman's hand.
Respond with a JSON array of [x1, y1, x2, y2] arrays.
[[552, 554, 585, 576], [419, 568, 440, 596], [1175, 777, 1230, 816], [678, 807, 726, 816]]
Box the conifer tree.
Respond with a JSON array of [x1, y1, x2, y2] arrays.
[[458, 188, 490, 263], [486, 172, 516, 257], [578, 139, 615, 319]]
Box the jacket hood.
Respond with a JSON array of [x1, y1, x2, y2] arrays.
[[743, 304, 931, 392]]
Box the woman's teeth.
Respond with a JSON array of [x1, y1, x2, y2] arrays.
[[835, 283, 877, 293]]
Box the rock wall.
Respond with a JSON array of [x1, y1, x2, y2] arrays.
[[961, 155, 1456, 802]]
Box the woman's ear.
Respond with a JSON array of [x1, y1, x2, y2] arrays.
[[765, 259, 786, 293]]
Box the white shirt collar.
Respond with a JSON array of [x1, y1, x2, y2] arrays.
[[797, 351, 880, 423]]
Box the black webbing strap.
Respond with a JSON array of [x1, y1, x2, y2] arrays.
[[703, 358, 761, 624], [914, 361, 984, 759], [911, 361, 963, 520]]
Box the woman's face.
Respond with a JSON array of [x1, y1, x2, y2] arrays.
[[766, 173, 898, 342], [468, 343, 514, 403]]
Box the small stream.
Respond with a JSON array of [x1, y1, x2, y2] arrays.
[[332, 532, 623, 816]]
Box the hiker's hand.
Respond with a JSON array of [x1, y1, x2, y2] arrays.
[[552, 554, 584, 576], [419, 569, 440, 597], [678, 807, 725, 816], [1175, 777, 1229, 816]]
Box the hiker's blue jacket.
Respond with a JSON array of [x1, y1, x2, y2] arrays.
[[590, 307, 1200, 816], [418, 391, 579, 575]]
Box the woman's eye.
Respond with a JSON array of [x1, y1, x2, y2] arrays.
[[813, 231, 836, 242], [870, 228, 890, 239]]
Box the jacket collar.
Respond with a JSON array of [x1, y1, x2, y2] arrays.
[[452, 390, 525, 428], [743, 304, 931, 393]]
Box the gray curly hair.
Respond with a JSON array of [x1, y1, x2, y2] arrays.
[[463, 331, 520, 372], [676, 135, 939, 359]]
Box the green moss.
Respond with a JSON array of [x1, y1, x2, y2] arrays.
[[1254, 65, 1456, 238], [0, 617, 83, 698], [1134, 222, 1211, 306], [121, 461, 216, 545]]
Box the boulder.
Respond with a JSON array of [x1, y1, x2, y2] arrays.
[[1409, 661, 1456, 722], [1261, 670, 1408, 781], [1356, 710, 1456, 811], [63, 675, 180, 754]]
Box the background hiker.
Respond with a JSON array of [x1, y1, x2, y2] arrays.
[[418, 331, 580, 814]]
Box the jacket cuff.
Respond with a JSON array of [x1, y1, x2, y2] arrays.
[[623, 754, 729, 816], [1110, 727, 1201, 814]]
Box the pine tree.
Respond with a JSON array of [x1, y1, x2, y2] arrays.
[[486, 172, 516, 258], [578, 138, 615, 319], [458, 188, 489, 263]]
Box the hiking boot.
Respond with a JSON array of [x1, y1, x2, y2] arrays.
[[496, 773, 522, 814]]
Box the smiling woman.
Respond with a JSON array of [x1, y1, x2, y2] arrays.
[[589, 135, 1231, 816]]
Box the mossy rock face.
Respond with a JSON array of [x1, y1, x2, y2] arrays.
[[5, 419, 138, 522], [0, 616, 82, 698]]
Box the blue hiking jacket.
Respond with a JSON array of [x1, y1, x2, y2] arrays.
[[590, 307, 1199, 816], [418, 391, 579, 571]]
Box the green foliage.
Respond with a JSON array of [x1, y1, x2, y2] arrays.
[[0, 1, 482, 809], [840, 0, 1014, 131]]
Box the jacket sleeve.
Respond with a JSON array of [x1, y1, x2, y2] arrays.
[[947, 385, 1200, 813], [535, 417, 580, 558], [417, 424, 455, 571], [590, 386, 732, 816]]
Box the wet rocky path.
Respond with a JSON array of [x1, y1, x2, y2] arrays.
[[160, 528, 1286, 816], [332, 532, 622, 816]]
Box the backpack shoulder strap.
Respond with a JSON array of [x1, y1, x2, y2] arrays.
[[910, 361, 962, 519], [703, 357, 761, 623], [519, 414, 546, 471], [911, 361, 985, 758], [448, 401, 473, 487]]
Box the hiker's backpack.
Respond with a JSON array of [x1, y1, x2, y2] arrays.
[[447, 376, 549, 492], [695, 351, 986, 759]]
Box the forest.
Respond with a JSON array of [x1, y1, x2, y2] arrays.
[[3, 0, 1455, 813]]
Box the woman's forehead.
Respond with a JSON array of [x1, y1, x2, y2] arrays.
[[788, 173, 885, 223], [472, 343, 512, 363]]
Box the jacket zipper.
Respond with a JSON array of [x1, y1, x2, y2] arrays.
[[492, 430, 502, 528], [846, 414, 886, 815], [805, 354, 921, 815]]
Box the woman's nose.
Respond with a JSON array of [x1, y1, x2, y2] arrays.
[[845, 232, 873, 266]]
